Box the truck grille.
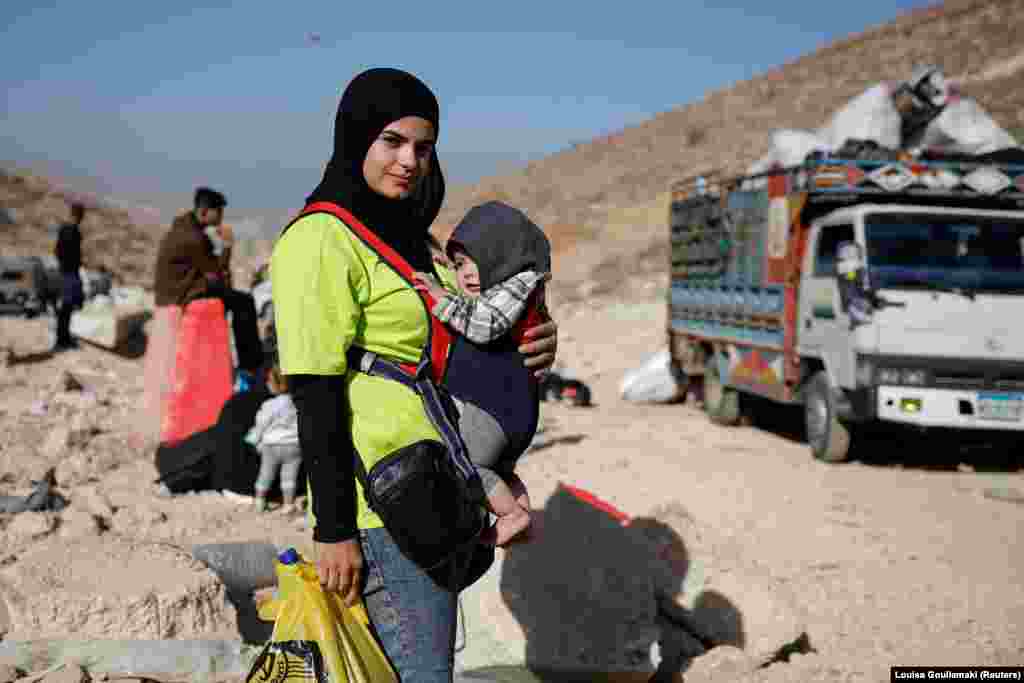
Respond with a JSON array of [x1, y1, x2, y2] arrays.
[[865, 355, 1024, 391], [932, 370, 1024, 391]]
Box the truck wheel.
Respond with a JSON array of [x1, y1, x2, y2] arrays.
[[704, 360, 741, 426], [804, 371, 851, 463]]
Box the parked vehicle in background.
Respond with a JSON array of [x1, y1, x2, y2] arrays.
[[0, 256, 48, 316], [0, 255, 114, 317], [668, 158, 1024, 462]]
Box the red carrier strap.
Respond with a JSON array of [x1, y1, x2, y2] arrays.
[[298, 201, 451, 383]]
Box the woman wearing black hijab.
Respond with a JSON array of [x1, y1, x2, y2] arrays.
[[271, 68, 557, 679]]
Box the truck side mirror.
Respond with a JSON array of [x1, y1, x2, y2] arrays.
[[835, 242, 872, 326], [835, 241, 865, 281]]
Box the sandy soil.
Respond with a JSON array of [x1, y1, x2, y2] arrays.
[[0, 280, 1022, 681]]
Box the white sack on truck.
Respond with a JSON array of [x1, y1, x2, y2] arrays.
[[747, 82, 901, 178], [745, 65, 1019, 179], [915, 97, 1018, 156], [818, 82, 903, 152]]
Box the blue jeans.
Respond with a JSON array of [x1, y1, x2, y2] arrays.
[[360, 526, 458, 682]]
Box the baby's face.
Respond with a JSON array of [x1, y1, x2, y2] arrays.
[[451, 248, 481, 297]]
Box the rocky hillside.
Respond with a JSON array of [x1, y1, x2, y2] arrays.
[[0, 168, 272, 290], [433, 0, 1024, 297], [3, 0, 1022, 298], [0, 168, 160, 287]]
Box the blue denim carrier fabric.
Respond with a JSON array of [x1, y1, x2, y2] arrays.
[[444, 334, 540, 460], [360, 526, 458, 681]]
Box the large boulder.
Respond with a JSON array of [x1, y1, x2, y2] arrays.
[[0, 537, 238, 639]]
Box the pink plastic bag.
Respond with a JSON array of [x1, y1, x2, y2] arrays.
[[144, 300, 234, 445], [139, 305, 181, 442]]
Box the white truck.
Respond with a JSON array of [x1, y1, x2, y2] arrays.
[[668, 156, 1024, 461]]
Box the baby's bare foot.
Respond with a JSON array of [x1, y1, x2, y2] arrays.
[[494, 508, 531, 547]]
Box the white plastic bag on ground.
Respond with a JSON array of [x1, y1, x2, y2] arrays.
[[620, 348, 687, 404], [916, 97, 1019, 155]]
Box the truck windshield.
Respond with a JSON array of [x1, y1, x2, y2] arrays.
[[865, 213, 1024, 295]]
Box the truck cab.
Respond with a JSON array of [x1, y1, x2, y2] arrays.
[[798, 203, 1024, 458]]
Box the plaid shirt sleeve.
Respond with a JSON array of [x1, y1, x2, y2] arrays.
[[432, 270, 545, 344]]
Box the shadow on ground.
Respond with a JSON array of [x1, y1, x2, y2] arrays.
[[4, 349, 55, 366], [476, 484, 743, 681], [77, 325, 151, 360]]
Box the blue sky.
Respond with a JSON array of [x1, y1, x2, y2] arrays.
[[1, 1, 931, 224]]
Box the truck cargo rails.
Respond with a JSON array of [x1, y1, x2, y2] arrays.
[[668, 157, 1024, 462]]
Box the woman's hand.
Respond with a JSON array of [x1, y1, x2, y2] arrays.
[[412, 271, 447, 301], [315, 539, 364, 606], [519, 319, 558, 377]]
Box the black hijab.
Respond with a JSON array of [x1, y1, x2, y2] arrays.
[[446, 201, 551, 291], [306, 67, 445, 271]]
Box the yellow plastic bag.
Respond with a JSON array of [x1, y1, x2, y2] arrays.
[[245, 549, 397, 683]]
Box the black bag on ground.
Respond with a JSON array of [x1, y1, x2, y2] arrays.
[[154, 429, 216, 493]]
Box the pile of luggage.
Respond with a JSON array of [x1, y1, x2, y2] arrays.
[[747, 65, 1022, 176]]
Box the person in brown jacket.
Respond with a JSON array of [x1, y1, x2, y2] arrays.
[[153, 187, 264, 376]]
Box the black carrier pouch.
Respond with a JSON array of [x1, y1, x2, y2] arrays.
[[357, 438, 489, 579]]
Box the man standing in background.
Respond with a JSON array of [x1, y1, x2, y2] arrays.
[[53, 201, 85, 352], [153, 186, 264, 378]]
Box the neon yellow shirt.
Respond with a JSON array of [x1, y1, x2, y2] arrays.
[[271, 212, 452, 530]]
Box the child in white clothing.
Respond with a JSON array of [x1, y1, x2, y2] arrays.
[[245, 366, 301, 512]]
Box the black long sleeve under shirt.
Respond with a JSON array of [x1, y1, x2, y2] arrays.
[[288, 374, 358, 543]]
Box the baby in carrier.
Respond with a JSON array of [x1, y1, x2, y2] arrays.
[[414, 201, 551, 546]]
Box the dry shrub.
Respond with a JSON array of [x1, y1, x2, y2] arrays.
[[686, 126, 708, 147]]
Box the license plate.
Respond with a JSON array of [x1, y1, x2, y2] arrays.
[[977, 392, 1024, 422]]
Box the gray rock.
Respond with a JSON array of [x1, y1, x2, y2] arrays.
[[40, 427, 71, 460], [110, 505, 166, 533], [3, 512, 56, 545], [59, 507, 102, 539], [75, 487, 115, 520]]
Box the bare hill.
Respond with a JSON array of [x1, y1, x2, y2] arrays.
[[433, 0, 1024, 298], [3, 0, 1022, 299], [0, 168, 270, 290], [0, 168, 160, 287]]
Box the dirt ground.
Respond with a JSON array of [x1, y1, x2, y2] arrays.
[[0, 279, 1022, 681]]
